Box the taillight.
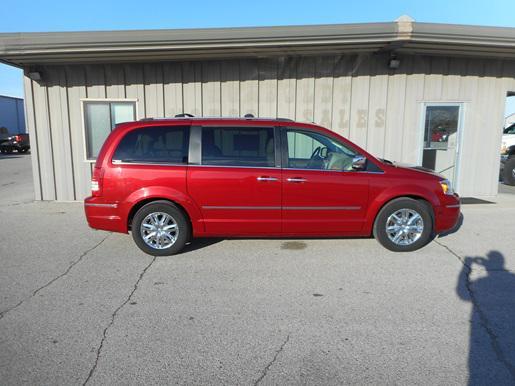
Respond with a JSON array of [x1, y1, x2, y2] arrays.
[[14, 135, 22, 142], [91, 167, 104, 197]]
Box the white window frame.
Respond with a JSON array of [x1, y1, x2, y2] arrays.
[[417, 101, 466, 192], [81, 98, 139, 162]]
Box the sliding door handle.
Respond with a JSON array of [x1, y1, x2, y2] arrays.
[[286, 177, 307, 183], [257, 176, 278, 182]]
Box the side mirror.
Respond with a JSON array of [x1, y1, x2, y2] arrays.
[[352, 155, 367, 170], [320, 147, 328, 158]]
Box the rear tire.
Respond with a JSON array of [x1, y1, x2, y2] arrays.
[[131, 200, 190, 256], [503, 158, 515, 186], [373, 198, 433, 252]]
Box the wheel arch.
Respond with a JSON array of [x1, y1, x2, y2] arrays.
[[364, 191, 437, 236], [120, 187, 204, 235], [127, 198, 192, 232]]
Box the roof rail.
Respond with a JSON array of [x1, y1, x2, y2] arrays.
[[175, 113, 194, 118]]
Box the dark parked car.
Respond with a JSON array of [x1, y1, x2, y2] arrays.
[[501, 145, 515, 186], [0, 133, 30, 154], [84, 116, 461, 256]]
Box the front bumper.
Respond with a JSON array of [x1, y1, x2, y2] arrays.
[[84, 196, 126, 233], [434, 193, 461, 234]]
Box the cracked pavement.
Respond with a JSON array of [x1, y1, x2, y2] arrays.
[[1, 155, 515, 385]]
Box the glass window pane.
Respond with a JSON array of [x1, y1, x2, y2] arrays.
[[113, 126, 189, 163], [111, 103, 135, 128], [201, 127, 275, 167], [85, 103, 111, 159], [286, 130, 357, 171], [424, 106, 459, 150], [84, 101, 136, 159], [287, 131, 323, 160]]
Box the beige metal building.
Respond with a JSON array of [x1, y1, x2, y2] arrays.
[[1, 16, 514, 201]]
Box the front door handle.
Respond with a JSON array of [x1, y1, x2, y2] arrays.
[[286, 177, 307, 183], [257, 176, 278, 182]]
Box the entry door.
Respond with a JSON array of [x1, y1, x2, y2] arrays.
[[281, 129, 369, 235], [187, 125, 281, 235], [421, 104, 463, 188]]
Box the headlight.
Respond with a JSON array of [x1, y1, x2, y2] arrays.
[[501, 142, 507, 154], [440, 179, 454, 195]]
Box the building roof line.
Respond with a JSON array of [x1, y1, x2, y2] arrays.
[[1, 19, 515, 66]]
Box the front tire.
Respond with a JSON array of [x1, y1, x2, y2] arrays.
[[373, 198, 433, 252], [131, 201, 190, 256], [503, 158, 515, 186]]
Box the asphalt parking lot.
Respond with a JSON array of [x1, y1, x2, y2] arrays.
[[1, 154, 515, 385]]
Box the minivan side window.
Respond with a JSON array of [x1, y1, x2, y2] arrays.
[[112, 126, 189, 164], [286, 130, 358, 171], [201, 127, 275, 167]]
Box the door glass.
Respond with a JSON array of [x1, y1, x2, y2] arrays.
[[201, 127, 275, 167], [422, 105, 460, 182], [286, 130, 358, 171]]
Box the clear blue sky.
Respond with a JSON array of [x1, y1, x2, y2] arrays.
[[1, 0, 514, 115]]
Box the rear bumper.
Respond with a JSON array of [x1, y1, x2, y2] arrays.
[[84, 196, 126, 233], [434, 194, 461, 234]]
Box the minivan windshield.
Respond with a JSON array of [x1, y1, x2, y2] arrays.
[[504, 124, 515, 135]]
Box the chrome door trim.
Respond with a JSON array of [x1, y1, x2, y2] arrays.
[[201, 205, 360, 211], [283, 167, 384, 174], [188, 164, 279, 170], [202, 206, 281, 210], [286, 177, 307, 183], [283, 206, 361, 211], [84, 203, 118, 208], [257, 176, 279, 182], [112, 160, 188, 167]]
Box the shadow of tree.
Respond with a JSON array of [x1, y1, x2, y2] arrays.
[[457, 251, 515, 385]]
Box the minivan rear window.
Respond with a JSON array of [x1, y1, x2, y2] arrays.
[[201, 127, 275, 167], [113, 126, 189, 164]]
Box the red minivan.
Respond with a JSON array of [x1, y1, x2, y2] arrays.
[[84, 116, 461, 255]]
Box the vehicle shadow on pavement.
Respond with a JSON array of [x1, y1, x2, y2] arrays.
[[456, 251, 515, 385], [182, 238, 223, 253], [0, 154, 26, 160]]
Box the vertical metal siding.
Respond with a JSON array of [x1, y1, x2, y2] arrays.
[[23, 76, 42, 200], [27, 55, 515, 201], [32, 75, 56, 200], [65, 65, 90, 200], [163, 62, 183, 117], [46, 67, 75, 200]]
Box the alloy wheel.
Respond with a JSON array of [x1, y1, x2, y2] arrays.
[[140, 212, 179, 250], [385, 208, 424, 246]]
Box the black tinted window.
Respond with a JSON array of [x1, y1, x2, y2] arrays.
[[113, 126, 189, 163], [202, 127, 275, 167]]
